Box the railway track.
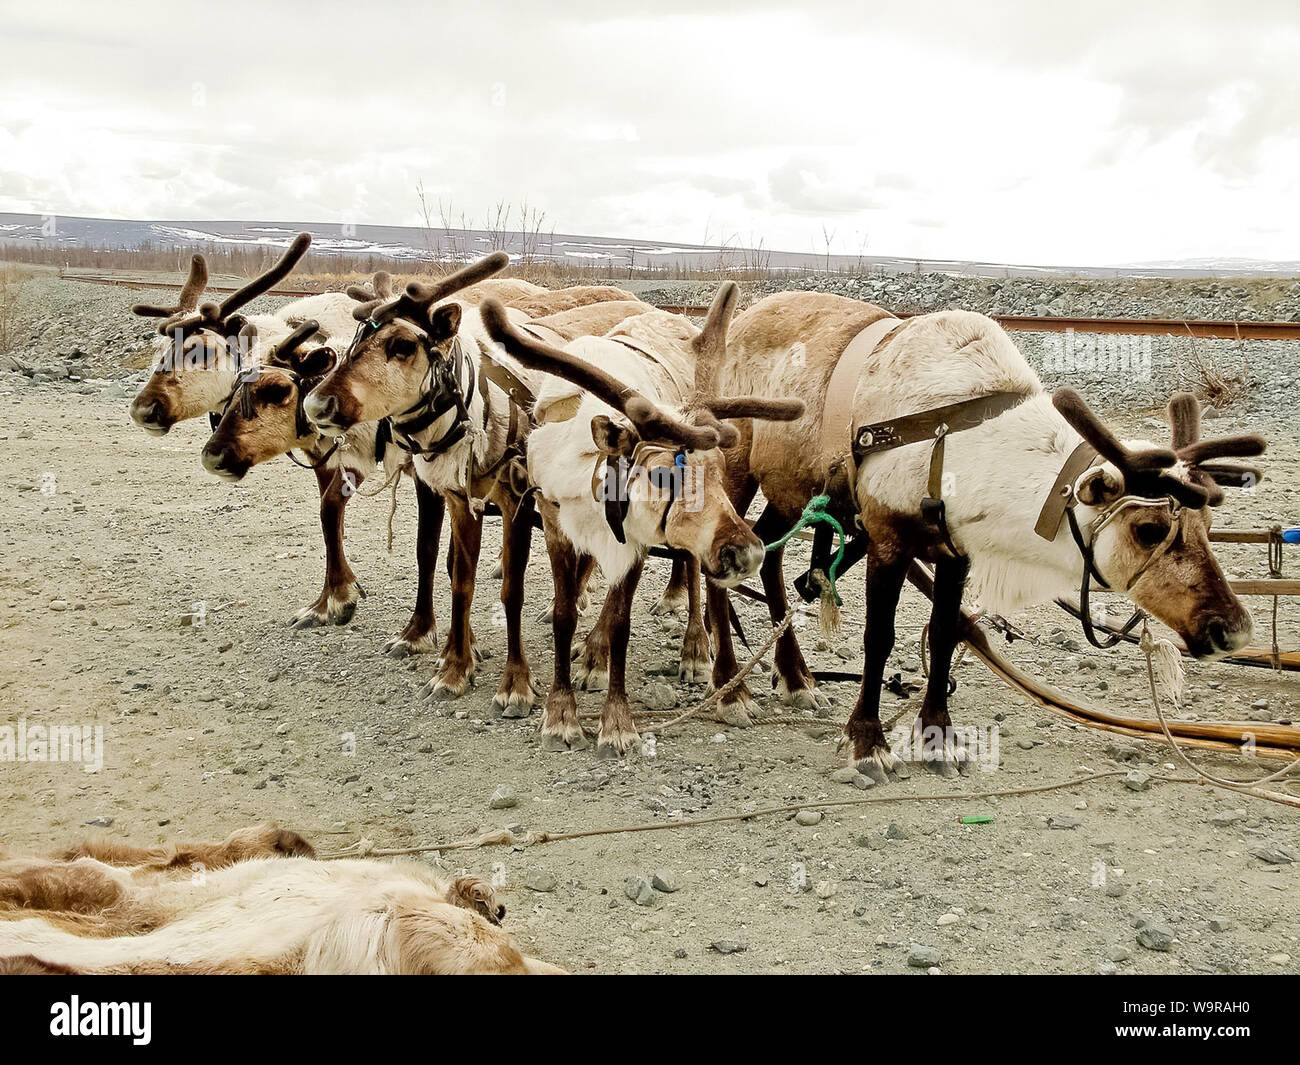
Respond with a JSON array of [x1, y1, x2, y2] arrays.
[[62, 269, 1300, 340]]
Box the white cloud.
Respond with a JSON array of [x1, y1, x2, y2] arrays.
[[0, 0, 1296, 265]]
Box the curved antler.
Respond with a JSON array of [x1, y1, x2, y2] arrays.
[[480, 297, 720, 451], [215, 233, 311, 319], [345, 270, 393, 303], [1054, 389, 1209, 508], [689, 281, 738, 397], [1166, 391, 1265, 505], [352, 252, 510, 323], [264, 320, 321, 368], [132, 254, 209, 319]]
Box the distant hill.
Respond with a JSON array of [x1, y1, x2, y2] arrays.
[[1, 212, 1295, 279]]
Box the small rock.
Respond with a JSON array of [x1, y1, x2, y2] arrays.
[[651, 870, 680, 893], [489, 785, 518, 809], [85, 817, 113, 827], [49, 600, 68, 611], [907, 944, 944, 968], [1136, 922, 1175, 951], [937, 912, 960, 927], [1251, 846, 1294, 865], [274, 722, 290, 735], [814, 880, 836, 900], [525, 871, 557, 893], [1207, 917, 1232, 932], [625, 875, 655, 906], [886, 822, 909, 840], [1124, 770, 1152, 792], [1048, 814, 1083, 830], [709, 940, 745, 955], [795, 809, 823, 826], [1267, 953, 1291, 965]]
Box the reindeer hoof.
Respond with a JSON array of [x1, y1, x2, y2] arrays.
[[290, 606, 329, 629], [854, 747, 901, 784], [595, 729, 640, 759], [383, 632, 438, 658], [776, 678, 830, 712], [649, 593, 687, 619], [541, 729, 589, 752], [494, 676, 537, 718], [489, 561, 504, 580]]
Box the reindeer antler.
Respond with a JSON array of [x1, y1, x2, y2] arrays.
[[263, 320, 321, 369], [480, 297, 722, 451], [213, 233, 312, 320], [132, 255, 210, 319], [1053, 389, 1209, 508], [1166, 391, 1265, 505], [353, 252, 510, 323], [345, 270, 393, 303]]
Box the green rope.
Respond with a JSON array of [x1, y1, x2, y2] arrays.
[[764, 493, 846, 604]]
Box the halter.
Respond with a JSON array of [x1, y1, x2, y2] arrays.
[[594, 443, 689, 544], [1059, 477, 1184, 649]]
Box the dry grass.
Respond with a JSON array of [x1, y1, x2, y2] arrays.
[[0, 265, 34, 356], [1177, 329, 1251, 408]]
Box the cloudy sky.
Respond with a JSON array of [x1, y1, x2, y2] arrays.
[[1, 0, 1296, 266]]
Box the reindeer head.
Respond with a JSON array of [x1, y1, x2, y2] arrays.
[[481, 286, 804, 587], [304, 253, 510, 433], [1054, 389, 1264, 659], [200, 322, 334, 480], [128, 235, 312, 433]]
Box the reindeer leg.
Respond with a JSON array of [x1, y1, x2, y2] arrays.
[[423, 496, 481, 699], [384, 477, 444, 657], [650, 554, 689, 618], [292, 467, 363, 629], [705, 481, 761, 725], [492, 492, 537, 717], [540, 554, 595, 623], [574, 591, 613, 691], [596, 559, 645, 759], [539, 499, 588, 750], [845, 552, 908, 782], [678, 555, 711, 684], [758, 542, 827, 712], [910, 553, 972, 775]]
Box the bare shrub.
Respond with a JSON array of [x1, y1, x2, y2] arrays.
[[1178, 328, 1250, 408], [0, 265, 33, 356]]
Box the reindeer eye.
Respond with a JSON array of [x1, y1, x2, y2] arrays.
[[260, 380, 293, 405], [1134, 520, 1170, 549], [389, 337, 418, 360]]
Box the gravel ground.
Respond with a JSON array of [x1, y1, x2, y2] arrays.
[[1, 277, 1298, 974]]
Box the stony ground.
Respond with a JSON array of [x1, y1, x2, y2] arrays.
[[1, 276, 1298, 974]]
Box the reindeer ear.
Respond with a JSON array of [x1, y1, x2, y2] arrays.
[[591, 414, 638, 457], [428, 302, 461, 342], [292, 346, 337, 379], [1074, 465, 1124, 507]]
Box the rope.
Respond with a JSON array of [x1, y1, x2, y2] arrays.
[[764, 494, 847, 597], [1139, 623, 1300, 808], [319, 769, 1141, 859], [353, 462, 406, 552]]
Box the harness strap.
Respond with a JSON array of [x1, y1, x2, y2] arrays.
[[822, 315, 907, 468], [1034, 440, 1100, 540]]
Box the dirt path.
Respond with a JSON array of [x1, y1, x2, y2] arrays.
[[1, 383, 1297, 974]]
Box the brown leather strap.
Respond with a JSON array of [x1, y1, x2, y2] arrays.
[[480, 353, 534, 413], [517, 321, 569, 349], [1034, 440, 1101, 541], [820, 315, 906, 464], [853, 390, 1027, 460]]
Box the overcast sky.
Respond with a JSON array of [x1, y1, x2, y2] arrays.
[[1, 0, 1296, 265]]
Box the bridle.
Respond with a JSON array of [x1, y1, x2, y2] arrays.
[[342, 317, 482, 462], [594, 442, 689, 544], [1058, 471, 1186, 649]]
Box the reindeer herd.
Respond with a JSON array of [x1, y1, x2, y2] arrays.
[[2, 233, 1271, 976], [124, 234, 1265, 771]]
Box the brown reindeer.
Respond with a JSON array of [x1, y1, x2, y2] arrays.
[[0, 825, 561, 974], [480, 287, 803, 756], [302, 253, 548, 711], [706, 292, 1263, 777]]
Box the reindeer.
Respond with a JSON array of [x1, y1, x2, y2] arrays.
[[0, 824, 562, 974], [705, 293, 1263, 777], [479, 286, 803, 756], [302, 253, 555, 713]]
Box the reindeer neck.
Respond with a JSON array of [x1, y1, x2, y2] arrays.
[[946, 393, 1098, 612]]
